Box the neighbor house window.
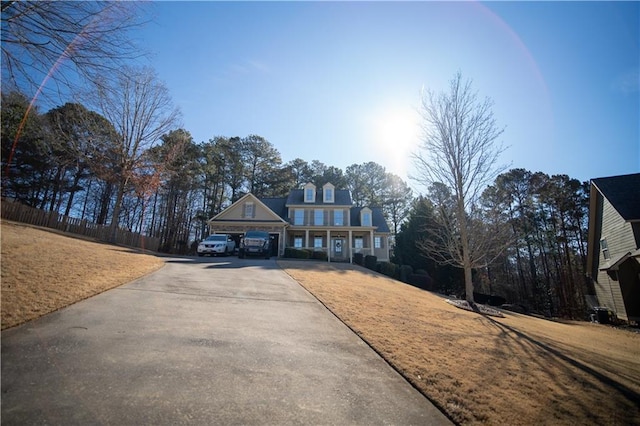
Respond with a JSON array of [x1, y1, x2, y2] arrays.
[[244, 202, 254, 218], [600, 238, 610, 260], [294, 209, 304, 225], [314, 209, 324, 226], [314, 236, 323, 249], [334, 209, 343, 226], [374, 236, 382, 249], [294, 237, 303, 248]]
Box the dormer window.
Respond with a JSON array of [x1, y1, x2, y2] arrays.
[[361, 207, 372, 227], [323, 183, 335, 203], [304, 183, 316, 203]]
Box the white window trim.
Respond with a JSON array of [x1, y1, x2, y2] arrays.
[[323, 183, 335, 203], [361, 209, 372, 227], [314, 209, 324, 226], [244, 202, 254, 218], [600, 238, 610, 260], [294, 209, 304, 225], [334, 209, 343, 226], [374, 236, 382, 249]]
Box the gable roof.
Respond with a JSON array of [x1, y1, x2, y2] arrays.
[[286, 189, 352, 206], [592, 173, 640, 221], [210, 193, 286, 223]]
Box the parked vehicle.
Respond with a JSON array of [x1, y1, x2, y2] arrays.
[[197, 234, 236, 256], [238, 230, 271, 259]]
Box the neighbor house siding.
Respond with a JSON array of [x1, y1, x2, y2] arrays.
[[594, 196, 637, 320]]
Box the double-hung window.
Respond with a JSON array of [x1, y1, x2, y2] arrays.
[[334, 209, 343, 226], [354, 237, 363, 249], [294, 237, 303, 248], [362, 212, 372, 226], [374, 236, 382, 249], [314, 209, 324, 226], [305, 188, 315, 202], [314, 236, 323, 249], [600, 238, 610, 260], [244, 202, 254, 218], [294, 209, 304, 225]]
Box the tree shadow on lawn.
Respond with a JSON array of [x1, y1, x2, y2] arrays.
[[277, 259, 383, 277], [480, 316, 640, 423]]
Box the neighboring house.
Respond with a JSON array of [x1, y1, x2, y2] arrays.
[[207, 182, 391, 262], [586, 173, 640, 323]]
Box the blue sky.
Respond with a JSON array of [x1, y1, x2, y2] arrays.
[[135, 1, 639, 189]]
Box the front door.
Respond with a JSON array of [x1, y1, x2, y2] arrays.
[[332, 238, 345, 259]]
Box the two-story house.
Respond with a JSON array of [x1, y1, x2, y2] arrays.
[[207, 182, 391, 262], [586, 173, 640, 323]]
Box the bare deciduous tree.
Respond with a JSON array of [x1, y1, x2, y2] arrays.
[[412, 72, 507, 303], [92, 66, 180, 240], [1, 1, 147, 98]]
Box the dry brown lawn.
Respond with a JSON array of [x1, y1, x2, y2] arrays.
[[2, 221, 639, 425], [1, 220, 164, 329], [279, 261, 640, 426]]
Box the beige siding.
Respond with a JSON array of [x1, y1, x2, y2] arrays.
[[220, 199, 278, 221], [594, 197, 637, 320], [374, 237, 389, 261]]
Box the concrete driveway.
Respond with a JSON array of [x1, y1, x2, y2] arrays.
[[1, 256, 451, 425]]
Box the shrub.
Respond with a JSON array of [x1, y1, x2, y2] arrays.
[[470, 292, 506, 306], [399, 265, 413, 283], [408, 272, 432, 291], [312, 250, 328, 261], [284, 248, 310, 259], [354, 253, 364, 265], [379, 261, 399, 279], [364, 255, 377, 271]]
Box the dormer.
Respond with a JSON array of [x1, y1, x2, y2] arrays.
[[360, 207, 372, 227], [322, 182, 335, 203], [304, 182, 316, 203]]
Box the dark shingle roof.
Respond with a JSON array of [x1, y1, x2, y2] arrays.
[[260, 197, 287, 219], [350, 207, 391, 233], [285, 189, 352, 205], [592, 173, 640, 221]]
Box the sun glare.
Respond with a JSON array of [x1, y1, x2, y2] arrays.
[[370, 105, 421, 177]]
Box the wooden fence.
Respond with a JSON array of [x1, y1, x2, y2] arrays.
[[1, 199, 160, 252]]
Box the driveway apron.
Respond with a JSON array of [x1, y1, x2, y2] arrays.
[[1, 257, 451, 425]]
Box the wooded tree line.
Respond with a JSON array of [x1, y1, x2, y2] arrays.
[[1, 90, 414, 253], [394, 168, 591, 319]]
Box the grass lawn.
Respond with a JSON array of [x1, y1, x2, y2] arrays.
[[2, 220, 639, 425]]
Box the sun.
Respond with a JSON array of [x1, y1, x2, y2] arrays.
[[370, 105, 421, 177]]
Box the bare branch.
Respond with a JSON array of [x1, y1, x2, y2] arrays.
[[1, 1, 150, 101], [411, 72, 508, 302]]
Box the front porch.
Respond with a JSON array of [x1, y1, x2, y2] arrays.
[[284, 229, 379, 263]]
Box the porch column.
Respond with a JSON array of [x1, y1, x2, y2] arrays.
[[305, 229, 309, 249], [326, 229, 331, 262], [370, 230, 374, 257], [282, 226, 286, 257], [348, 229, 353, 263]]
